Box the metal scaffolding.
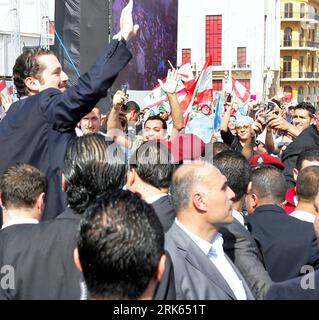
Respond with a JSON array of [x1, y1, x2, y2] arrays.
[[10, 0, 21, 60], [40, 1, 51, 50]]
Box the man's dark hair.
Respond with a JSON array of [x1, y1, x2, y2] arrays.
[[295, 149, 319, 171], [251, 165, 286, 203], [213, 150, 251, 202], [122, 101, 140, 113], [129, 141, 176, 189], [64, 134, 126, 214], [204, 142, 231, 161], [296, 166, 319, 202], [0, 163, 47, 209], [294, 102, 316, 118], [77, 190, 164, 299], [13, 48, 53, 98], [144, 115, 167, 130]]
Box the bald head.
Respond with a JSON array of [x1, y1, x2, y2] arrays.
[[171, 162, 226, 212]]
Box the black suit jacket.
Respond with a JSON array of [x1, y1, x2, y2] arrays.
[[246, 204, 319, 282], [220, 218, 272, 300], [0, 208, 82, 300], [0, 39, 132, 220], [151, 195, 176, 233], [0, 208, 176, 300], [282, 125, 319, 188]]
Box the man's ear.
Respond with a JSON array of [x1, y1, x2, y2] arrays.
[[24, 77, 41, 93], [155, 254, 166, 283], [74, 248, 83, 273], [251, 193, 259, 209], [61, 174, 67, 192], [293, 168, 299, 182], [246, 181, 252, 194], [127, 167, 136, 191], [0, 193, 4, 209], [36, 192, 46, 212], [192, 192, 207, 212]]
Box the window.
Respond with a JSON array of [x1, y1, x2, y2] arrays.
[[298, 86, 304, 102], [299, 56, 304, 78], [284, 27, 292, 46], [283, 56, 292, 78], [206, 15, 222, 66], [300, 3, 305, 18], [182, 49, 191, 65], [284, 3, 293, 18], [300, 28, 304, 47], [237, 47, 246, 68], [213, 80, 223, 92]]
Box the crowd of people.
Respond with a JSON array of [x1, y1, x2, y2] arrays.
[[0, 0, 319, 300]]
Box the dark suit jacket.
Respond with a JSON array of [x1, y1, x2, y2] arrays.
[[266, 269, 319, 300], [151, 195, 176, 232], [220, 218, 272, 300], [0, 39, 132, 221], [0, 208, 176, 300], [246, 204, 319, 282], [0, 208, 82, 300], [165, 222, 255, 300], [282, 125, 319, 188]]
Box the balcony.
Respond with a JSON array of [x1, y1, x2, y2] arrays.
[[281, 11, 319, 22], [231, 62, 251, 70], [281, 40, 319, 50], [281, 71, 319, 81]]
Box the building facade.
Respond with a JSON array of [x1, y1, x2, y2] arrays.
[[0, 0, 54, 77], [280, 0, 319, 104], [177, 0, 281, 99]]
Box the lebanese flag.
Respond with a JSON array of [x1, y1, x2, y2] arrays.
[[0, 80, 6, 92], [144, 78, 188, 110], [178, 63, 195, 90], [183, 57, 213, 125], [232, 77, 250, 102]]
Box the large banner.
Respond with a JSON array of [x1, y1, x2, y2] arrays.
[[112, 0, 178, 91]]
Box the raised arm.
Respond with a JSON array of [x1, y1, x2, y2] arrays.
[[107, 90, 132, 149], [158, 68, 185, 139], [44, 0, 139, 131]]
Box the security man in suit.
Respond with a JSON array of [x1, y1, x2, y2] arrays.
[[166, 162, 254, 300]]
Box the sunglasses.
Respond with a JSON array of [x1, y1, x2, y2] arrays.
[[236, 125, 250, 130]]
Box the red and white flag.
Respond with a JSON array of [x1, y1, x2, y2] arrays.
[[177, 63, 195, 90], [183, 57, 213, 125], [232, 77, 250, 103]]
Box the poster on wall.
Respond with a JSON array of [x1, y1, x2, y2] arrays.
[[112, 0, 178, 91]]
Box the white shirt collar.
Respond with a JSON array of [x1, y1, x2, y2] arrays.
[[175, 218, 223, 256], [290, 210, 316, 223], [2, 218, 39, 230], [144, 193, 167, 204], [232, 209, 245, 226]]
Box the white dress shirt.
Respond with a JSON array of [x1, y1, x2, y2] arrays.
[[232, 209, 246, 227], [175, 218, 247, 300], [290, 210, 316, 223], [2, 217, 39, 230], [144, 193, 167, 204]]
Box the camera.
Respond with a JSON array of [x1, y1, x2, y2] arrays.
[[121, 84, 129, 95]]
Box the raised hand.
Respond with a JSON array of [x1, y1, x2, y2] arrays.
[[158, 68, 180, 95], [112, 90, 126, 111], [119, 0, 139, 42], [0, 92, 13, 112]]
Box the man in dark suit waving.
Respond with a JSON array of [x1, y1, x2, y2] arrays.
[[0, 0, 138, 221]]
